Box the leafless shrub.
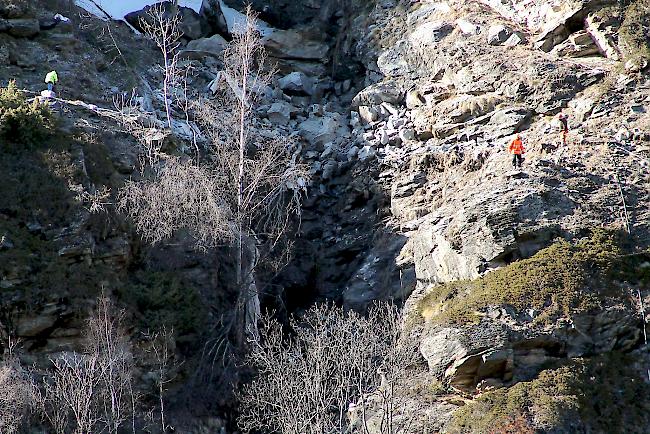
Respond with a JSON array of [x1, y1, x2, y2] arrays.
[[70, 183, 112, 214], [85, 295, 137, 434], [237, 303, 407, 434], [39, 353, 101, 434], [118, 157, 233, 248], [0, 340, 35, 434]]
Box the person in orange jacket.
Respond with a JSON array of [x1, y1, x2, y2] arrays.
[[508, 133, 525, 169]]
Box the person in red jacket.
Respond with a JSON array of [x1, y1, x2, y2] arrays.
[[558, 112, 569, 145], [508, 134, 525, 169]]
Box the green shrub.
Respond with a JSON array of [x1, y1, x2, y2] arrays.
[[0, 81, 55, 150], [418, 230, 625, 325], [448, 354, 650, 433], [119, 271, 206, 342]]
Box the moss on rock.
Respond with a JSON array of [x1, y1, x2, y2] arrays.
[[448, 353, 650, 433], [418, 230, 627, 325]]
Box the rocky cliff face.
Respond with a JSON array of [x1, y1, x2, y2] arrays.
[[309, 0, 650, 431], [3, 0, 650, 431]]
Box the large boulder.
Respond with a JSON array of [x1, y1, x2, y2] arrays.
[[409, 21, 454, 48], [266, 101, 299, 125], [183, 33, 228, 57], [343, 233, 415, 311], [263, 29, 329, 61], [418, 303, 640, 393], [403, 179, 571, 285], [487, 24, 511, 45], [298, 112, 349, 147], [351, 81, 403, 110], [278, 71, 314, 96], [200, 0, 228, 35], [17, 314, 58, 337], [222, 0, 340, 29], [125, 3, 209, 40], [420, 325, 511, 391], [377, 40, 412, 77]]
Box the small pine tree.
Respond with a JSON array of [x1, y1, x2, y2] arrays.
[[0, 80, 55, 150]]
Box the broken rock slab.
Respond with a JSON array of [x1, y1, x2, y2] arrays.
[[266, 101, 299, 125], [585, 12, 621, 61], [263, 29, 329, 61], [279, 71, 315, 96], [183, 33, 227, 58], [419, 325, 510, 391], [351, 81, 403, 110], [487, 24, 511, 46], [553, 30, 601, 57]]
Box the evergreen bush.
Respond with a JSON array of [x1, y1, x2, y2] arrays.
[[0, 81, 55, 150]]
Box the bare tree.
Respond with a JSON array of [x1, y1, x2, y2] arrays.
[[119, 157, 233, 247], [143, 326, 177, 434], [139, 2, 184, 129], [85, 295, 136, 434], [237, 303, 409, 434], [40, 353, 101, 434], [118, 7, 308, 345], [0, 339, 35, 434], [37, 294, 137, 434]]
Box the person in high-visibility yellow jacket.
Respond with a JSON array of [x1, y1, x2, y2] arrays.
[[45, 70, 58, 92]]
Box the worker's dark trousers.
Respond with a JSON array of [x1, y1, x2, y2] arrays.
[[512, 154, 523, 168]]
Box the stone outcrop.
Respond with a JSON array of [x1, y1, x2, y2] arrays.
[[5, 0, 650, 431], [263, 29, 329, 61], [199, 0, 228, 35], [125, 3, 209, 40], [0, 18, 39, 37], [585, 11, 621, 60]]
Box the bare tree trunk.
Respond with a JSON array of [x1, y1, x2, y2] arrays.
[[235, 20, 260, 344], [162, 48, 173, 129]]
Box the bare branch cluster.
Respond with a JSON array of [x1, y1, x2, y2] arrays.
[[69, 182, 112, 214], [139, 3, 185, 129], [121, 6, 308, 248], [237, 303, 409, 434], [0, 345, 35, 434], [142, 326, 177, 433], [37, 295, 137, 434], [118, 156, 234, 248]]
